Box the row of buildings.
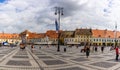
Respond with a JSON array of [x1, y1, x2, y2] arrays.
[[19, 29, 120, 46], [0, 33, 21, 45], [0, 28, 120, 46]]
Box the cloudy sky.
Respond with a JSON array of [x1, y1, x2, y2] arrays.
[[0, 0, 120, 33]]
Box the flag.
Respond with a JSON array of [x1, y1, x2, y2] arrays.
[[55, 19, 59, 32]]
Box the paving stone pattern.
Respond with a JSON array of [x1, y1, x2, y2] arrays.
[[13, 55, 29, 58], [91, 56, 103, 58], [60, 55, 72, 58], [90, 62, 117, 68], [43, 60, 67, 65], [71, 57, 89, 62], [6, 60, 31, 66], [0, 46, 119, 70], [56, 67, 87, 70], [37, 56, 54, 59], [107, 59, 120, 62]]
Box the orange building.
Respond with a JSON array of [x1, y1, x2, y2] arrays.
[[20, 30, 58, 44], [0, 33, 21, 44]]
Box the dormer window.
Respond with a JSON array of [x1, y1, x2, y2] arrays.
[[108, 36, 110, 38], [119, 36, 120, 38], [98, 35, 101, 37]]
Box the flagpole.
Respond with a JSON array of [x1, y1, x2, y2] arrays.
[[54, 7, 63, 52]]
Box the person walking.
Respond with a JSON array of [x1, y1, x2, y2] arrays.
[[115, 46, 119, 61], [86, 46, 90, 58], [95, 45, 98, 52], [31, 45, 34, 52], [101, 46, 104, 53]]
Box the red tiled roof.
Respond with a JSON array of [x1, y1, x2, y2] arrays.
[[92, 29, 120, 38], [46, 30, 58, 38], [0, 33, 19, 39]]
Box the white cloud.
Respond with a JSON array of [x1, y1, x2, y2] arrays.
[[0, 0, 119, 33]]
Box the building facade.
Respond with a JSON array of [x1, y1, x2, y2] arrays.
[[0, 33, 21, 45], [19, 29, 120, 46], [63, 29, 92, 46], [92, 29, 120, 46], [20, 30, 58, 45]]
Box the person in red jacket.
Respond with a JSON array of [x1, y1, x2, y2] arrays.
[[116, 46, 119, 61]]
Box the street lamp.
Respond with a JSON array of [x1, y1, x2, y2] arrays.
[[114, 22, 117, 48], [54, 7, 64, 52], [46, 36, 49, 47]]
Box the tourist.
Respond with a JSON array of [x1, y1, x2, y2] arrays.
[[95, 45, 98, 52], [115, 46, 119, 61], [31, 44, 34, 52], [101, 46, 104, 53], [86, 46, 90, 58], [31, 45, 34, 48], [64, 47, 66, 52]]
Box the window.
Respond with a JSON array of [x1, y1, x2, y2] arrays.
[[99, 39, 101, 41], [98, 35, 101, 37], [81, 36, 82, 38], [96, 39, 98, 41], [119, 36, 120, 38]]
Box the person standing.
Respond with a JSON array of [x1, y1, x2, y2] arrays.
[[86, 46, 90, 58], [115, 46, 119, 61], [101, 46, 104, 53], [31, 45, 34, 52], [95, 45, 98, 52]]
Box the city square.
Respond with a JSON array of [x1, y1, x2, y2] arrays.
[[0, 0, 120, 70], [0, 45, 119, 70]]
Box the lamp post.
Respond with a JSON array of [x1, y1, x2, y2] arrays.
[[54, 7, 63, 52], [115, 22, 117, 48], [46, 36, 49, 47]]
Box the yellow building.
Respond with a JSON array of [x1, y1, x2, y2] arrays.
[[63, 29, 92, 46], [92, 29, 120, 46]]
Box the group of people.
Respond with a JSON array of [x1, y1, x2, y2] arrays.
[[82, 44, 120, 61], [93, 45, 104, 53], [81, 45, 105, 58], [20, 43, 120, 61]]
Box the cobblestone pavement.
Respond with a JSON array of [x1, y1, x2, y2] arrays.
[[0, 45, 120, 70]]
